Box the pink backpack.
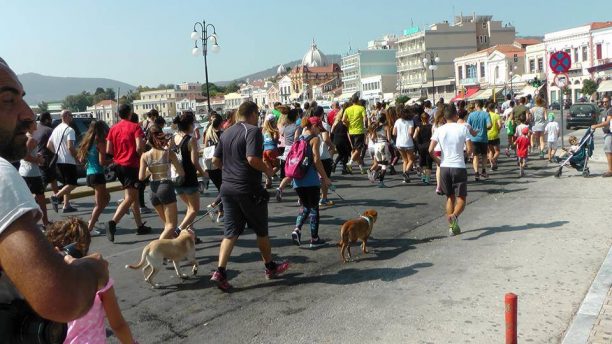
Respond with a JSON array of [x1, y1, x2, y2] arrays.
[[284, 135, 314, 179]]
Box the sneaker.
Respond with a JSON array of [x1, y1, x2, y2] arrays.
[[474, 172, 480, 181], [105, 221, 116, 243], [539, 151, 545, 159], [265, 180, 272, 189], [402, 172, 410, 184], [415, 166, 423, 177], [481, 171, 488, 179], [210, 270, 232, 291], [423, 175, 431, 185], [436, 187, 444, 196], [275, 188, 283, 202], [309, 237, 327, 249], [360, 167, 367, 175], [137, 223, 152, 235], [62, 205, 78, 213], [297, 199, 302, 206], [505, 148, 510, 157], [50, 195, 59, 213], [448, 215, 461, 236], [331, 162, 337, 173], [140, 206, 152, 214], [90, 229, 101, 236], [216, 212, 224, 223], [291, 229, 301, 246], [367, 170, 375, 183], [377, 181, 386, 188], [346, 164, 353, 174], [265, 261, 290, 279], [319, 199, 335, 207]]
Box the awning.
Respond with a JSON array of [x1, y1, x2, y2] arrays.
[[598, 80, 612, 93], [469, 88, 503, 100], [451, 87, 480, 102]]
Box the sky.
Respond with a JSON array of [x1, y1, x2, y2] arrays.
[[1, 0, 610, 86]]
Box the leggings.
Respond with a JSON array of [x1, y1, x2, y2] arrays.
[[334, 140, 350, 168], [208, 168, 223, 212], [417, 144, 433, 170], [295, 186, 320, 238]]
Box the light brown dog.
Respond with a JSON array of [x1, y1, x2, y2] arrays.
[[126, 230, 198, 288], [339, 209, 378, 262]]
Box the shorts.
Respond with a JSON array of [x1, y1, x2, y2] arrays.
[[263, 149, 279, 167], [350, 134, 365, 150], [604, 134, 612, 154], [473, 142, 488, 156], [374, 142, 391, 162], [397, 146, 414, 151], [57, 163, 78, 186], [440, 167, 468, 197], [175, 185, 199, 195], [23, 176, 44, 195], [547, 142, 558, 150], [149, 180, 177, 206], [115, 165, 139, 189], [322, 159, 333, 178], [86, 173, 106, 187], [488, 138, 500, 146], [40, 164, 57, 184], [222, 193, 269, 238]]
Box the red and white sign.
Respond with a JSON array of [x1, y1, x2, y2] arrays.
[[553, 73, 569, 88]]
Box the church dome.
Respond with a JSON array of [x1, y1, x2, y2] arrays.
[[277, 64, 286, 75], [301, 39, 328, 67]]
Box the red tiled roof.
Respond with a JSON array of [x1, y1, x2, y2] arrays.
[[514, 38, 541, 46], [293, 63, 341, 74], [590, 21, 612, 30], [462, 44, 525, 59]]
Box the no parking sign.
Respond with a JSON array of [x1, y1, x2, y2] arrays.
[[549, 51, 571, 74]]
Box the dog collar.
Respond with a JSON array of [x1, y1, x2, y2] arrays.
[[360, 216, 372, 228]]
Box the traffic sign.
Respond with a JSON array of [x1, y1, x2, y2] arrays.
[[553, 73, 569, 88], [549, 51, 571, 74]]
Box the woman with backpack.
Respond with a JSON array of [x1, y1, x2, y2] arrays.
[[289, 116, 332, 249], [203, 113, 224, 222], [173, 112, 208, 235]]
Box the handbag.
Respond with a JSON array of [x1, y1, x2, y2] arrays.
[[202, 144, 216, 170], [48, 126, 69, 169]]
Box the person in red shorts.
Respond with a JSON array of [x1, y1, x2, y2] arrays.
[[105, 104, 151, 242], [515, 127, 531, 178]]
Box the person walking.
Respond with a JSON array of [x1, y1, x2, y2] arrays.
[[77, 121, 111, 235], [529, 96, 548, 158], [368, 113, 392, 188], [413, 112, 433, 184], [429, 103, 473, 236], [210, 101, 289, 291], [503, 101, 516, 157], [275, 109, 301, 201], [342, 94, 367, 174], [203, 112, 224, 222], [47, 110, 79, 213], [34, 112, 60, 198], [544, 114, 560, 162], [290, 116, 333, 247], [105, 104, 151, 242], [515, 127, 531, 177], [432, 108, 446, 194], [467, 100, 491, 181], [591, 96, 612, 177], [393, 106, 416, 183], [486, 102, 502, 171], [19, 119, 50, 228], [331, 103, 351, 175], [312, 106, 335, 206], [262, 114, 280, 189]]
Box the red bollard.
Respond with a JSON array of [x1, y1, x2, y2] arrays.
[[505, 293, 518, 344]]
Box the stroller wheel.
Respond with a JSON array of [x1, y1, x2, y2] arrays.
[[554, 168, 562, 178], [582, 169, 590, 177]]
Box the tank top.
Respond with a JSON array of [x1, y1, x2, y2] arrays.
[[19, 140, 42, 177], [86, 143, 104, 175], [146, 149, 171, 181], [416, 124, 432, 146], [375, 125, 388, 143], [532, 107, 546, 130], [177, 134, 198, 187], [263, 132, 277, 151]]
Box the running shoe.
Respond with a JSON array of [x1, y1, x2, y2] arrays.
[[50, 195, 59, 213], [275, 188, 283, 202], [62, 205, 78, 213], [423, 175, 431, 185], [360, 167, 367, 175], [216, 212, 224, 223], [367, 170, 376, 183], [319, 199, 335, 207], [474, 172, 480, 181], [90, 229, 101, 236], [415, 166, 423, 177], [436, 188, 444, 195], [105, 221, 116, 243], [402, 172, 410, 184], [331, 163, 337, 173], [140, 206, 152, 214], [448, 215, 461, 236], [137, 223, 152, 235], [481, 170, 488, 179], [265, 261, 290, 279], [603, 172, 612, 178], [505, 148, 510, 157], [346, 164, 353, 174], [291, 229, 301, 246], [210, 270, 232, 291], [377, 181, 387, 188], [309, 237, 327, 249]]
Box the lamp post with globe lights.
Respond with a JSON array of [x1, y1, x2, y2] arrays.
[[508, 64, 518, 98], [422, 52, 440, 102], [191, 20, 220, 113]]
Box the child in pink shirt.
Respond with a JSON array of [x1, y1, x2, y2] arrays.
[[45, 217, 137, 344]]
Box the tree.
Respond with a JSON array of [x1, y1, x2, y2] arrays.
[[582, 79, 598, 98], [37, 101, 48, 113], [201, 82, 225, 97], [395, 95, 410, 105], [225, 81, 240, 93], [63, 91, 93, 111]]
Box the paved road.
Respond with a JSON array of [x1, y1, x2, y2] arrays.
[[45, 130, 611, 343]]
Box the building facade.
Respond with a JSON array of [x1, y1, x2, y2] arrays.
[[133, 82, 203, 117], [87, 100, 117, 125], [361, 75, 397, 104], [224, 92, 242, 110], [341, 48, 397, 100]]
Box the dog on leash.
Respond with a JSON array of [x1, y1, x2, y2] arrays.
[[339, 209, 378, 262], [126, 230, 198, 288]]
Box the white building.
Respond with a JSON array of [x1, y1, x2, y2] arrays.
[[361, 75, 397, 104], [278, 75, 292, 104], [87, 100, 117, 125], [367, 35, 398, 50], [340, 46, 397, 100], [224, 92, 242, 110], [253, 87, 270, 107], [175, 98, 198, 113], [133, 82, 203, 117], [544, 22, 612, 103]]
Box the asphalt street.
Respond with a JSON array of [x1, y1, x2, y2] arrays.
[[44, 124, 612, 344]]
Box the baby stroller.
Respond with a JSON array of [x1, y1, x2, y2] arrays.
[[554, 128, 595, 178]]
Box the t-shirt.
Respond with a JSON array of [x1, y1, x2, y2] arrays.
[[283, 123, 299, 147], [344, 104, 366, 135], [214, 122, 263, 196], [0, 157, 41, 237], [49, 122, 76, 165], [544, 121, 560, 142], [31, 123, 54, 163], [272, 109, 282, 122], [467, 110, 491, 143], [431, 123, 471, 169], [106, 119, 144, 168], [513, 104, 528, 122], [487, 111, 501, 141], [502, 107, 514, 122], [515, 136, 530, 158], [394, 119, 414, 148], [501, 100, 511, 112], [64, 278, 114, 344], [327, 108, 339, 125], [515, 124, 529, 138]]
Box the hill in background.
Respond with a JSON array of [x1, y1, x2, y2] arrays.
[[19, 73, 136, 105]]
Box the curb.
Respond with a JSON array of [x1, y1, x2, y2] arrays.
[[562, 244, 612, 343], [44, 182, 124, 204]]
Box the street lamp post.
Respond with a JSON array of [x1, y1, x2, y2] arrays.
[[191, 20, 220, 113], [423, 52, 440, 102], [508, 64, 518, 98]]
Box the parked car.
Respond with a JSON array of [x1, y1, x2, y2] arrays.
[[566, 103, 600, 130], [51, 117, 116, 183], [549, 101, 561, 110]]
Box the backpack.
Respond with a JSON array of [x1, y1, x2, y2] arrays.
[[171, 134, 189, 181], [284, 135, 315, 179]]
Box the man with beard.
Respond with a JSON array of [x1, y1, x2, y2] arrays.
[[0, 57, 109, 323]]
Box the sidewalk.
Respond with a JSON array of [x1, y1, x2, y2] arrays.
[[43, 181, 123, 203]]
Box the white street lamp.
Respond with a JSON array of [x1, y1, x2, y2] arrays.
[[192, 20, 220, 113]]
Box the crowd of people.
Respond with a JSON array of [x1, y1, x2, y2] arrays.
[[1, 53, 611, 343]]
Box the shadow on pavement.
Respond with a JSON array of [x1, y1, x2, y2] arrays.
[[462, 220, 569, 241]]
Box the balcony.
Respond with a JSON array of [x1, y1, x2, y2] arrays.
[[396, 48, 424, 58], [398, 64, 425, 73]]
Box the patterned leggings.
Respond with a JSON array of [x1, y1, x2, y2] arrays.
[[295, 186, 320, 238]]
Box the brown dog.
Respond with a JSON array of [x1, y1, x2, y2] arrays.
[[126, 230, 198, 288], [339, 209, 378, 262]]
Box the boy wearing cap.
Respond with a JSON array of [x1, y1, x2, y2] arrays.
[[544, 113, 560, 162], [515, 127, 531, 177]]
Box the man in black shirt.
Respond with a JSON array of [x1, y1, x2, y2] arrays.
[[211, 101, 289, 291], [32, 112, 59, 195]]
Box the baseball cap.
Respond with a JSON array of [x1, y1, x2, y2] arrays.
[[307, 116, 325, 130], [521, 127, 529, 135]]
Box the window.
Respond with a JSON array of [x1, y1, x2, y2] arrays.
[[513, 54, 518, 63], [484, 36, 488, 43], [582, 46, 588, 61], [467, 64, 477, 78], [495, 66, 499, 80], [529, 59, 536, 73], [537, 58, 544, 72], [480, 63, 485, 78], [574, 48, 579, 62], [458, 66, 463, 79], [482, 22, 487, 29], [596, 44, 602, 59]]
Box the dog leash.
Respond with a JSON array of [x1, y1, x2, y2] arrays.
[[184, 208, 217, 228], [329, 185, 363, 217]]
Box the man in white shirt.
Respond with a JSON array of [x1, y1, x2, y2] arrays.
[[0, 57, 109, 324], [429, 103, 473, 236], [47, 110, 78, 212]]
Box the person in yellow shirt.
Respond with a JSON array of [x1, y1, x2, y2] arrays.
[[486, 102, 503, 170], [341, 94, 367, 174]]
